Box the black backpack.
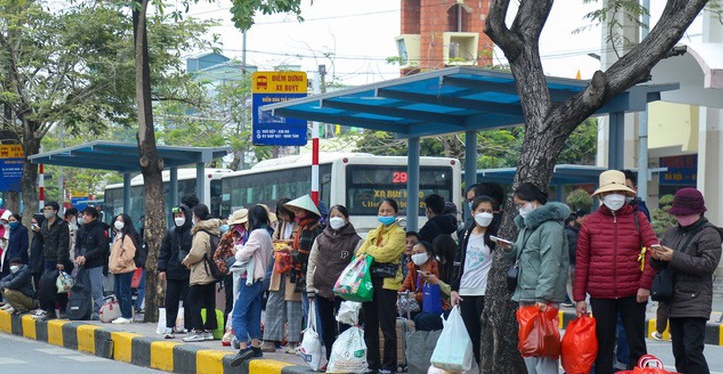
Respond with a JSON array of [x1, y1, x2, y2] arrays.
[[201, 230, 224, 281], [134, 239, 148, 268], [66, 267, 92, 321]]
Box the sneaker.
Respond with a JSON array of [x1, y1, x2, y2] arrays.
[[174, 327, 188, 334], [229, 347, 263, 367], [163, 328, 175, 339], [202, 331, 214, 341], [4, 307, 14, 314], [651, 331, 664, 341], [0, 304, 12, 311], [285, 342, 299, 354], [182, 331, 207, 342], [30, 310, 49, 320], [111, 317, 132, 325], [560, 302, 574, 308], [259, 341, 276, 352], [377, 370, 393, 374]]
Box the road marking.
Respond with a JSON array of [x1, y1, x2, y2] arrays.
[[0, 358, 25, 364], [64, 355, 107, 363], [35, 347, 75, 355]]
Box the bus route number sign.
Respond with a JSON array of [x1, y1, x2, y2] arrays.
[[252, 71, 308, 146]]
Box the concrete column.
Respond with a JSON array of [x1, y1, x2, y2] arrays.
[[406, 137, 421, 232], [123, 173, 131, 216], [698, 107, 723, 227], [170, 167, 178, 208], [196, 163, 205, 205]]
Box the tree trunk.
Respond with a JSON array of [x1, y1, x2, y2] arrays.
[[20, 131, 40, 228], [133, 0, 166, 323]]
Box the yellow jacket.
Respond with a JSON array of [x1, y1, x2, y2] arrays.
[[356, 222, 406, 291]]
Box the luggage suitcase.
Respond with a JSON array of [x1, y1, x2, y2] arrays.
[[99, 295, 121, 323], [379, 317, 415, 372]]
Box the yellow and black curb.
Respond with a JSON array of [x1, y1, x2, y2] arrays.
[[0, 310, 314, 374], [559, 310, 723, 345]]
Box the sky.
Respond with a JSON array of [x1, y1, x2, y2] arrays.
[[183, 1, 706, 86]]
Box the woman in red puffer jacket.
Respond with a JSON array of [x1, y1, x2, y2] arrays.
[[573, 170, 660, 374]]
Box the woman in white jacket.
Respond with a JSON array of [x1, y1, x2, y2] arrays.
[[230, 205, 273, 366]]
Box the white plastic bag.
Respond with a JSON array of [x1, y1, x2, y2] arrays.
[[430, 306, 473, 373], [175, 306, 185, 332], [327, 326, 368, 373], [299, 301, 324, 370], [156, 307, 167, 334], [335, 301, 362, 326]]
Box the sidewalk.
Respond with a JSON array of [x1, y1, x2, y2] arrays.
[[0, 309, 313, 374]]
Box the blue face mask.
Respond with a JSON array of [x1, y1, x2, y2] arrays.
[[219, 224, 229, 234], [8, 222, 19, 229], [377, 215, 396, 226]]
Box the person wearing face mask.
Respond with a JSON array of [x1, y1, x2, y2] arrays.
[[0, 209, 12, 280], [74, 206, 109, 320], [496, 183, 569, 374], [108, 214, 140, 324], [356, 198, 405, 374], [157, 204, 193, 338], [400, 241, 450, 331], [450, 196, 498, 365], [1, 214, 29, 281], [402, 231, 419, 279], [213, 208, 248, 333], [0, 258, 36, 315], [306, 205, 361, 364], [573, 170, 659, 374], [651, 188, 722, 374], [32, 202, 71, 321]]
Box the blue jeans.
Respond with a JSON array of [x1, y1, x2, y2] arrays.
[[114, 272, 134, 319], [233, 280, 264, 341], [88, 267, 104, 319]]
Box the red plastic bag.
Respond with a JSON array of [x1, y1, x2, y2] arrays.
[[616, 354, 682, 374], [516, 305, 561, 358], [274, 252, 292, 274], [561, 315, 598, 374]]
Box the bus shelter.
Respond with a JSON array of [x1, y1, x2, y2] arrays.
[[28, 141, 230, 215], [262, 66, 679, 231]]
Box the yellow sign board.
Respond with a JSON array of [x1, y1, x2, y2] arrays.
[[0, 145, 24, 158], [252, 71, 308, 94]]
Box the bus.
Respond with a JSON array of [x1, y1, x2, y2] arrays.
[[103, 168, 232, 226], [220, 153, 461, 234]]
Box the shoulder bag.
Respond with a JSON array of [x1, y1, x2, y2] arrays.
[[651, 223, 706, 302]]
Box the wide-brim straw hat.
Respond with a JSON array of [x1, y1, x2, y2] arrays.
[[592, 170, 637, 197], [285, 194, 321, 217], [229, 208, 249, 226]]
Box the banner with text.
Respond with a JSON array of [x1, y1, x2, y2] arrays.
[[0, 144, 24, 192], [252, 71, 308, 146]]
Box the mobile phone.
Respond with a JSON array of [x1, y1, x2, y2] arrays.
[[490, 235, 513, 245], [650, 244, 662, 250]]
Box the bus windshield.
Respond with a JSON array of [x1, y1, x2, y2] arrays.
[[345, 165, 454, 216]]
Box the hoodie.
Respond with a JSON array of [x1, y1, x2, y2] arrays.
[[418, 214, 458, 244], [158, 205, 193, 280]]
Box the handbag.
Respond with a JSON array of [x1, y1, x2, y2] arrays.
[[99, 295, 122, 323], [421, 280, 444, 315], [370, 262, 398, 278], [651, 268, 673, 302], [506, 263, 519, 293]]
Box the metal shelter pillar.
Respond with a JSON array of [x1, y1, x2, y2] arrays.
[[170, 167, 178, 208], [556, 184, 564, 203], [406, 137, 421, 232], [196, 163, 205, 205], [608, 112, 625, 170], [464, 130, 477, 220], [123, 173, 131, 216]]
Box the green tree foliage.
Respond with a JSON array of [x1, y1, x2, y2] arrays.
[[651, 194, 677, 236], [566, 188, 594, 212]]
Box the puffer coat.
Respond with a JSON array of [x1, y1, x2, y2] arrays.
[[573, 204, 659, 301], [653, 219, 722, 319]]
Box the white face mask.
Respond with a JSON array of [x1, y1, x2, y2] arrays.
[[44, 211, 55, 219], [328, 217, 346, 230], [474, 212, 494, 227], [174, 217, 185, 227], [114, 221, 124, 231], [518, 202, 535, 219], [603, 193, 626, 211], [411, 253, 429, 266], [10, 265, 20, 273]]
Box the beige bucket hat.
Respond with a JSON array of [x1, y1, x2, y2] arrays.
[[592, 170, 636, 197], [229, 208, 249, 226], [285, 194, 321, 217]]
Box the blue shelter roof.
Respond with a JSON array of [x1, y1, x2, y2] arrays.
[[474, 164, 608, 186], [262, 66, 678, 138]]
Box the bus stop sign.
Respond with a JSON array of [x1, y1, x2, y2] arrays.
[[0, 144, 24, 192], [252, 71, 308, 146]]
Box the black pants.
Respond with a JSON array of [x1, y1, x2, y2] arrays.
[[317, 295, 350, 361], [165, 278, 190, 330], [590, 296, 647, 373], [362, 277, 398, 371], [670, 317, 709, 374], [223, 274, 233, 329], [187, 282, 217, 332], [459, 295, 485, 365]]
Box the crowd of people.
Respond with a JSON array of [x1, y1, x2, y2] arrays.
[[0, 167, 720, 374]]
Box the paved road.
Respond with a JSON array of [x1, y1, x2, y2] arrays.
[[0, 334, 160, 373], [644, 339, 723, 374]]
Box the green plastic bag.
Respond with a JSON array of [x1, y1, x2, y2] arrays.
[[333, 255, 374, 302], [200, 308, 225, 340]]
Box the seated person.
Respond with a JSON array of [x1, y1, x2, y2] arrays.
[[0, 258, 37, 315], [400, 241, 450, 331]]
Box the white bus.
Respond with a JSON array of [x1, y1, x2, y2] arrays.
[[103, 168, 232, 226], [220, 153, 461, 234]]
